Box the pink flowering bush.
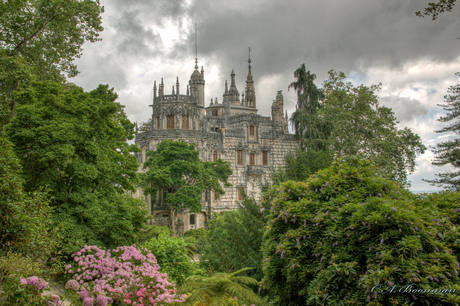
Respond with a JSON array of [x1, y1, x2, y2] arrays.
[[0, 275, 61, 305], [65, 245, 186, 306]]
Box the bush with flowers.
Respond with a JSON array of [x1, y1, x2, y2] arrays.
[[64, 244, 186, 306], [262, 158, 460, 305], [0, 275, 64, 306]]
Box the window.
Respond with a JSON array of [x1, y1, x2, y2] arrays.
[[213, 151, 218, 162], [262, 151, 268, 165], [205, 189, 210, 202], [249, 153, 255, 165], [181, 115, 189, 129], [212, 110, 218, 116], [163, 189, 168, 202], [249, 125, 254, 136], [214, 191, 220, 200], [238, 187, 245, 201], [166, 115, 175, 129], [190, 214, 195, 225], [237, 150, 243, 165]]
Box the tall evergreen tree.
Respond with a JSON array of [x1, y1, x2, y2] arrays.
[[425, 73, 460, 191], [286, 64, 333, 180]]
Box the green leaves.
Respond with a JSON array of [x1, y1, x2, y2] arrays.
[[261, 158, 460, 305], [6, 81, 148, 254], [142, 140, 232, 213], [322, 70, 426, 187], [424, 72, 460, 191], [0, 0, 104, 80]]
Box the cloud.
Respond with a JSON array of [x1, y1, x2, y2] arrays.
[[69, 0, 460, 192], [379, 95, 428, 122]]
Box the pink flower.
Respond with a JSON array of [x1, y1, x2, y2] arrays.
[[96, 295, 108, 306], [65, 280, 80, 291], [83, 297, 94, 306]]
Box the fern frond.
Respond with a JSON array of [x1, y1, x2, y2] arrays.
[[230, 276, 259, 286]]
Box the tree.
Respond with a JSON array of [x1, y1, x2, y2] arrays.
[[424, 73, 460, 191], [288, 64, 331, 152], [6, 81, 148, 253], [262, 158, 460, 305], [199, 195, 269, 282], [179, 268, 262, 306], [0, 0, 104, 80], [0, 134, 60, 263], [416, 0, 456, 20], [322, 70, 426, 187], [142, 140, 232, 232], [0, 0, 104, 128]]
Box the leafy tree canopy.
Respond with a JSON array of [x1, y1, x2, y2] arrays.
[[288, 64, 332, 153], [0, 134, 60, 262], [0, 0, 104, 80], [322, 70, 426, 187], [262, 157, 460, 305], [424, 72, 460, 191], [142, 140, 232, 213], [6, 81, 148, 253], [199, 195, 270, 282]]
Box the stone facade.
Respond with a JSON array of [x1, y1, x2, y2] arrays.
[[133, 57, 298, 234]]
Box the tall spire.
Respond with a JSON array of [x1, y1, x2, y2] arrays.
[[245, 47, 256, 108], [194, 22, 198, 70]]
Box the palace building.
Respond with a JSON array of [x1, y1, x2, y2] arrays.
[[133, 54, 298, 234]]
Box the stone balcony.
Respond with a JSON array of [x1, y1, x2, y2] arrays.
[[246, 165, 265, 176]]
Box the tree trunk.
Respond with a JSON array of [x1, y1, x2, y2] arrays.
[[170, 208, 175, 235]]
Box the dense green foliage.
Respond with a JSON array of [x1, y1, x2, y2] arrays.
[[0, 135, 60, 262], [288, 64, 332, 153], [6, 81, 149, 254], [180, 268, 262, 306], [0, 0, 104, 80], [199, 196, 269, 282], [424, 73, 460, 191], [262, 158, 460, 305], [142, 140, 233, 214], [144, 234, 203, 286], [322, 70, 426, 187]]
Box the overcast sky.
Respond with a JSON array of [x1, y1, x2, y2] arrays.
[[71, 0, 460, 192]]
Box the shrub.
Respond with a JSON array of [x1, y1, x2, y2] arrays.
[[65, 244, 186, 305], [143, 234, 204, 286], [262, 158, 460, 305]]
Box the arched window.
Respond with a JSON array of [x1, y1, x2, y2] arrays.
[[213, 151, 218, 162], [249, 125, 254, 136]]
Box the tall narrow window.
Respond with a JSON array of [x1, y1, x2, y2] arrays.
[[166, 115, 175, 129], [205, 189, 210, 202], [238, 187, 245, 201], [249, 125, 254, 136], [237, 150, 243, 165], [181, 115, 189, 129], [213, 151, 218, 162], [262, 151, 268, 165], [214, 191, 220, 200], [190, 214, 195, 225], [157, 117, 160, 129], [249, 153, 255, 165]]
